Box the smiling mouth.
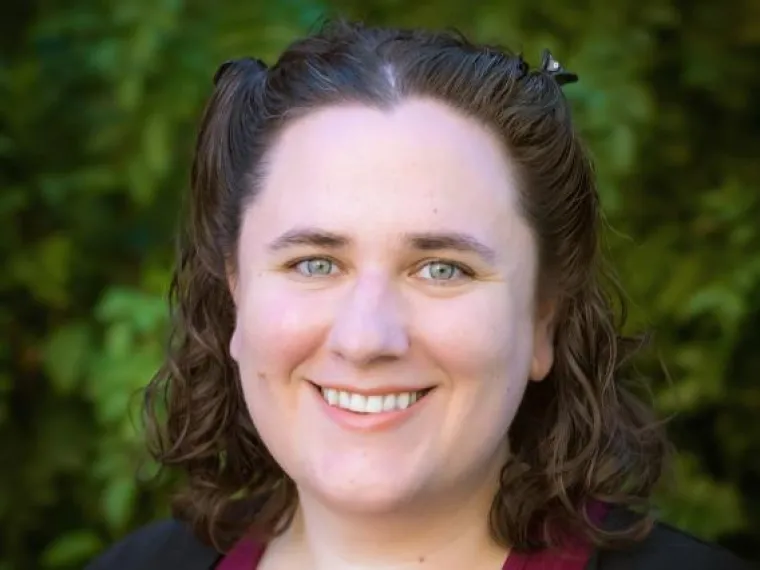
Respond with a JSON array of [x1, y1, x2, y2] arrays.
[[312, 384, 434, 414]]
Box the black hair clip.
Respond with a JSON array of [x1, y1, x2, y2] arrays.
[[213, 57, 268, 86], [540, 49, 578, 86]]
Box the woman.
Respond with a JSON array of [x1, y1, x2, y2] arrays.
[[87, 20, 750, 570]]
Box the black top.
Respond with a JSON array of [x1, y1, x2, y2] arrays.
[[86, 515, 753, 570]]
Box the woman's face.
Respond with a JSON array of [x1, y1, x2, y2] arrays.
[[230, 99, 555, 515]]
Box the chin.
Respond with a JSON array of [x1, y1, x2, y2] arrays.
[[299, 466, 429, 515], [315, 484, 422, 515]]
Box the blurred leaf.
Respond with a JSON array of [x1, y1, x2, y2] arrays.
[[41, 530, 103, 568], [8, 235, 72, 308], [103, 477, 137, 533], [96, 287, 167, 333], [43, 323, 93, 395], [656, 453, 747, 539]]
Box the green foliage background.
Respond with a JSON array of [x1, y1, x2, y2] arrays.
[[1, 0, 758, 568]]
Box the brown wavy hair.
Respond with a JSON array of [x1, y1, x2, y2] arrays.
[[144, 19, 669, 554]]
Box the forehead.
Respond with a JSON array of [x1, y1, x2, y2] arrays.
[[252, 98, 527, 245]]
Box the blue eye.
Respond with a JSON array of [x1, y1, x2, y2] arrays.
[[417, 261, 470, 282], [287, 257, 472, 284], [294, 257, 336, 277]]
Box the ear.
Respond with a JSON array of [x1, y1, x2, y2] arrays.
[[226, 263, 241, 362], [530, 298, 556, 382], [226, 261, 238, 304]]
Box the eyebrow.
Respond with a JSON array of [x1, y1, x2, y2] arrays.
[[266, 227, 497, 264]]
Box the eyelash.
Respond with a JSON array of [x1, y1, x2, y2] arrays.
[[285, 256, 475, 285]]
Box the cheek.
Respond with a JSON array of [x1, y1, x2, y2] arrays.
[[421, 288, 535, 450], [233, 281, 328, 375], [421, 287, 534, 381], [231, 281, 332, 467]]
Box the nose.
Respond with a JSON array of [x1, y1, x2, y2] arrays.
[[326, 275, 410, 366]]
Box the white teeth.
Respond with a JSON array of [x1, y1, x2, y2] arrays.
[[348, 393, 366, 412], [366, 395, 384, 413], [325, 389, 339, 406], [320, 387, 427, 414]]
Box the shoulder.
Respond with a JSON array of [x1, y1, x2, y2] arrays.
[[85, 519, 222, 570], [592, 517, 752, 570]]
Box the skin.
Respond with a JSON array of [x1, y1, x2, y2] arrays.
[[228, 98, 556, 570]]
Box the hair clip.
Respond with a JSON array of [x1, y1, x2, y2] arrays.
[[540, 49, 578, 86], [213, 58, 268, 86]]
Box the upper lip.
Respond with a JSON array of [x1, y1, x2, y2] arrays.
[[309, 381, 435, 396]]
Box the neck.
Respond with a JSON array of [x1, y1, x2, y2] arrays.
[[270, 465, 508, 570]]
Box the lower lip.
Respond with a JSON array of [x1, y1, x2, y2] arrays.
[[311, 385, 434, 433]]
